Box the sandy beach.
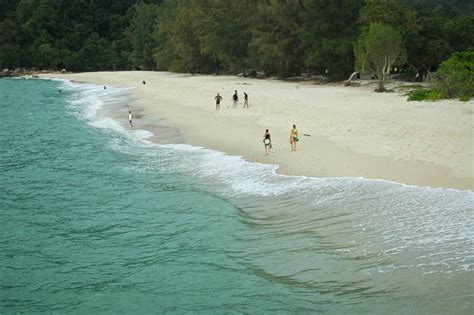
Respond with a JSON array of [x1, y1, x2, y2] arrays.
[[42, 71, 473, 190]]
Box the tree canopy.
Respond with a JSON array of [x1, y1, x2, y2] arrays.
[[354, 23, 404, 90], [0, 0, 472, 79], [435, 50, 474, 99]]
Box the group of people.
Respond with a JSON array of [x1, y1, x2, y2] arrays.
[[263, 124, 299, 155], [214, 90, 300, 154], [128, 85, 300, 154], [214, 90, 248, 110]]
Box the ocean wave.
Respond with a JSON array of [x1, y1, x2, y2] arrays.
[[60, 79, 474, 281]]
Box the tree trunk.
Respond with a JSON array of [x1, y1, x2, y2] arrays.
[[347, 71, 358, 82], [376, 78, 385, 92]]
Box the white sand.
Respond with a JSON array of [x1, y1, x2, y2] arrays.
[[42, 71, 474, 190]]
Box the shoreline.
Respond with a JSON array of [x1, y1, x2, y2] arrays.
[[41, 71, 473, 191]]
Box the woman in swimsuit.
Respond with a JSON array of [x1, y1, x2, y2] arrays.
[[263, 129, 272, 155], [289, 124, 299, 151]]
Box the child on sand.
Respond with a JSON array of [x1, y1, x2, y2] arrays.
[[263, 129, 272, 155], [290, 124, 299, 151], [215, 93, 223, 110]]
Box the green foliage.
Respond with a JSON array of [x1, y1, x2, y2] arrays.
[[444, 16, 474, 54], [404, 0, 474, 17], [153, 0, 178, 71], [299, 0, 364, 80], [359, 0, 412, 33], [127, 1, 158, 70], [435, 50, 474, 99], [403, 11, 450, 72], [354, 23, 404, 90], [459, 94, 470, 102], [0, 17, 21, 69], [407, 89, 443, 101], [0, 0, 471, 78], [170, 1, 210, 73], [0, 0, 133, 71], [248, 0, 304, 77]]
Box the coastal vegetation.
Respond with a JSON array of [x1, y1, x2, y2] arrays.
[[407, 50, 474, 101], [0, 0, 472, 95], [435, 50, 474, 100]]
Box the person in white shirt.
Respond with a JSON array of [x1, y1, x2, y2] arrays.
[[128, 110, 133, 127]]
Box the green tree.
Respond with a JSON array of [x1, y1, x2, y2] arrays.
[[354, 23, 404, 91], [435, 50, 474, 99], [404, 11, 450, 75], [299, 0, 364, 79], [358, 0, 412, 32], [159, 0, 254, 74], [248, 0, 304, 77], [170, 1, 211, 73], [0, 17, 21, 69], [35, 43, 56, 69], [444, 16, 474, 53], [10, 0, 134, 71], [196, 0, 254, 74], [72, 33, 114, 71], [153, 0, 179, 71], [127, 1, 158, 70]]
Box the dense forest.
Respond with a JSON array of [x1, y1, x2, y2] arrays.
[[0, 0, 473, 79]]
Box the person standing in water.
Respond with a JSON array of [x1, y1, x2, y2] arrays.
[[232, 90, 238, 109], [215, 93, 223, 111], [128, 110, 133, 127], [290, 124, 299, 151], [263, 129, 272, 155], [243, 92, 249, 109]]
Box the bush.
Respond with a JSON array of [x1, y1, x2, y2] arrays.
[[435, 50, 474, 99], [459, 94, 470, 102], [407, 89, 443, 101]]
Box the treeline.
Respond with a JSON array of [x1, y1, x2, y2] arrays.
[[0, 0, 473, 79], [0, 0, 135, 71]]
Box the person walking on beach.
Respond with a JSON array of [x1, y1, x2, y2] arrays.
[[128, 110, 133, 127], [290, 124, 299, 151], [232, 90, 238, 109], [215, 93, 223, 111], [263, 129, 272, 155], [243, 92, 249, 109]]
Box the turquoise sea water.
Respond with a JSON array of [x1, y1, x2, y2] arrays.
[[1, 78, 473, 313]]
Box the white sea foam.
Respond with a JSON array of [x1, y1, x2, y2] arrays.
[[60, 79, 474, 276]]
